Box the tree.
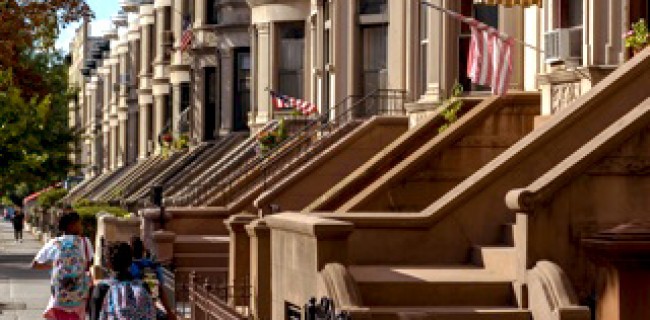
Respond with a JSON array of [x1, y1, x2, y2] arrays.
[[0, 0, 90, 200], [0, 53, 81, 200], [0, 0, 92, 97]]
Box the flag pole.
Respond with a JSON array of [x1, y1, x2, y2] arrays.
[[421, 1, 543, 53]]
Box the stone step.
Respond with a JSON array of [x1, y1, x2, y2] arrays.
[[349, 265, 516, 307], [354, 307, 531, 320], [173, 235, 230, 254], [471, 245, 517, 278], [173, 253, 229, 269]]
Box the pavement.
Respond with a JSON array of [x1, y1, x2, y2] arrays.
[[0, 221, 50, 319]]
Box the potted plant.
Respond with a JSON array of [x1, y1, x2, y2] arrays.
[[624, 19, 649, 55], [256, 119, 287, 155]]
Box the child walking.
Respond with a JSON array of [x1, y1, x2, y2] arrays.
[[32, 211, 94, 320], [91, 242, 156, 320]]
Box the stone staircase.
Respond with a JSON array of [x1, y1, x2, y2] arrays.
[[305, 97, 485, 212], [332, 223, 529, 320], [172, 235, 230, 277], [201, 120, 366, 210], [163, 133, 249, 198], [335, 92, 540, 213], [166, 124, 278, 206], [124, 143, 216, 206], [254, 116, 409, 215], [94, 156, 163, 202]]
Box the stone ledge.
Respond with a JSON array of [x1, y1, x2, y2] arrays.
[[265, 213, 353, 239]]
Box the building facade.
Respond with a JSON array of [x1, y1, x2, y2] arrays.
[[66, 1, 650, 320]]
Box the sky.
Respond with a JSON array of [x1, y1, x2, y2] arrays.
[[55, 0, 121, 52]]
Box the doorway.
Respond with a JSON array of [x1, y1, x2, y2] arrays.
[[204, 67, 217, 141], [233, 48, 251, 132]]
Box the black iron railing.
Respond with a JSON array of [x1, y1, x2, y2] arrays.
[[199, 89, 406, 208]]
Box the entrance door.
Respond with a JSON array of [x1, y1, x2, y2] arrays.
[[233, 48, 251, 132], [361, 25, 388, 96], [204, 67, 217, 141]]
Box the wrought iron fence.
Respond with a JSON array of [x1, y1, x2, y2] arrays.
[[161, 268, 251, 320], [304, 297, 351, 320], [161, 267, 191, 318], [189, 272, 252, 320]]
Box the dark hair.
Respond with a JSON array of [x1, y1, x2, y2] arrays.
[[106, 242, 133, 277], [58, 211, 80, 234], [130, 236, 145, 260]]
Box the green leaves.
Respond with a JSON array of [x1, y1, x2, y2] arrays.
[[0, 52, 77, 198]]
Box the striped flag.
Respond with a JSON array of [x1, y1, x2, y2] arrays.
[[426, 2, 515, 95], [180, 18, 193, 52], [270, 91, 318, 115], [270, 91, 292, 110], [466, 20, 514, 95]]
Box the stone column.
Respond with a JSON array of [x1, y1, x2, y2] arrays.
[[583, 221, 650, 320], [246, 219, 271, 320], [139, 4, 155, 159], [421, 0, 451, 103], [225, 213, 257, 306], [118, 41, 129, 168], [153, 0, 172, 154], [254, 23, 271, 126]]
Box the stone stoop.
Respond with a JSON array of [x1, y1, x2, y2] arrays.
[[171, 235, 231, 280], [169, 130, 267, 206], [206, 118, 370, 210], [164, 134, 247, 198], [346, 224, 528, 319], [254, 117, 409, 215], [331, 93, 541, 213]]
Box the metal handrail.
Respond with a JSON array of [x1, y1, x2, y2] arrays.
[[201, 89, 406, 207]]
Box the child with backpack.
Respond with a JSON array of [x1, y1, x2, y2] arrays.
[[129, 236, 177, 320], [92, 242, 156, 320], [32, 211, 94, 320]]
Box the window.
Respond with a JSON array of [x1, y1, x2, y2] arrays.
[[560, 0, 583, 28], [359, 0, 387, 15], [278, 22, 305, 99], [164, 6, 172, 31], [148, 24, 155, 73], [207, 0, 220, 25]]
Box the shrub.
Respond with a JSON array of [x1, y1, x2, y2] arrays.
[[72, 200, 130, 241], [37, 188, 68, 209]]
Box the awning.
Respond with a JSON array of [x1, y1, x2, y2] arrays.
[[22, 187, 53, 205], [474, 0, 542, 7]]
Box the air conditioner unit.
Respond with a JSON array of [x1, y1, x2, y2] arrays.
[[545, 27, 583, 64]]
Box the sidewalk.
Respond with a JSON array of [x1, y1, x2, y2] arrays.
[[0, 221, 50, 319]]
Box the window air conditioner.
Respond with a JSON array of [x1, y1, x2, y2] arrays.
[[544, 27, 583, 64]]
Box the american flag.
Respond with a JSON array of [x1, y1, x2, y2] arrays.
[[180, 18, 193, 52], [427, 2, 514, 95], [270, 91, 318, 115], [466, 19, 514, 95]]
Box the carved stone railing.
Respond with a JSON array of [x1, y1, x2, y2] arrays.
[[527, 261, 591, 320]]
